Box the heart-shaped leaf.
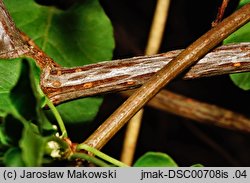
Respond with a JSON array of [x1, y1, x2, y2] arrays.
[[5, 0, 114, 66], [2, 0, 114, 124]]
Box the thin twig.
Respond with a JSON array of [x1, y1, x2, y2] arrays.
[[77, 144, 129, 167], [122, 89, 250, 133], [45, 97, 68, 137], [70, 153, 111, 167], [1, 0, 249, 108], [83, 4, 250, 150], [183, 122, 239, 166], [212, 0, 230, 27], [121, 109, 143, 165], [121, 0, 171, 165], [1, 0, 250, 151], [145, 0, 171, 55], [24, 39, 60, 68]]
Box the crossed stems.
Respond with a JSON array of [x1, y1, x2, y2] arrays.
[[1, 0, 250, 150]]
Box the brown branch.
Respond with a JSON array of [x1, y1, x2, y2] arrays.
[[145, 0, 171, 54], [0, 0, 59, 68], [183, 122, 239, 165], [83, 4, 250, 150], [121, 0, 171, 165], [122, 89, 250, 133], [120, 109, 143, 165], [21, 32, 60, 68], [42, 42, 250, 105], [1, 0, 250, 149], [0, 0, 29, 59], [212, 0, 230, 27], [1, 0, 249, 108]]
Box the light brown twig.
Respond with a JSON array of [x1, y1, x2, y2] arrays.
[[83, 4, 250, 150], [212, 0, 230, 27], [121, 0, 171, 165], [145, 0, 171, 55], [125, 89, 250, 133]]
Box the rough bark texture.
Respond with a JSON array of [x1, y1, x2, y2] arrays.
[[136, 90, 250, 133], [83, 4, 250, 150], [41, 42, 250, 105], [0, 1, 29, 59]]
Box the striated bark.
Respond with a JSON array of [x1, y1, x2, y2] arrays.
[[41, 42, 250, 105], [83, 4, 250, 150], [135, 90, 250, 133], [0, 0, 29, 59]]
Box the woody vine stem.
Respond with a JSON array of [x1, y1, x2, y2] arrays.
[[0, 0, 250, 151], [83, 3, 250, 150]]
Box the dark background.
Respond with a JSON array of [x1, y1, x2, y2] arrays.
[[39, 0, 250, 166], [95, 0, 250, 167]]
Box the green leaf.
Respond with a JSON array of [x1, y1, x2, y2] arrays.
[[10, 61, 37, 120], [28, 61, 56, 135], [3, 114, 24, 146], [5, 0, 114, 66], [224, 23, 250, 44], [229, 72, 250, 90], [223, 0, 250, 90], [0, 59, 21, 116], [20, 123, 47, 166], [0, 59, 21, 92], [238, 0, 250, 8], [133, 152, 178, 167], [4, 0, 115, 124], [223, 0, 250, 44], [0, 125, 9, 146], [50, 97, 103, 124], [0, 94, 13, 117], [3, 147, 25, 167], [191, 163, 204, 167]]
